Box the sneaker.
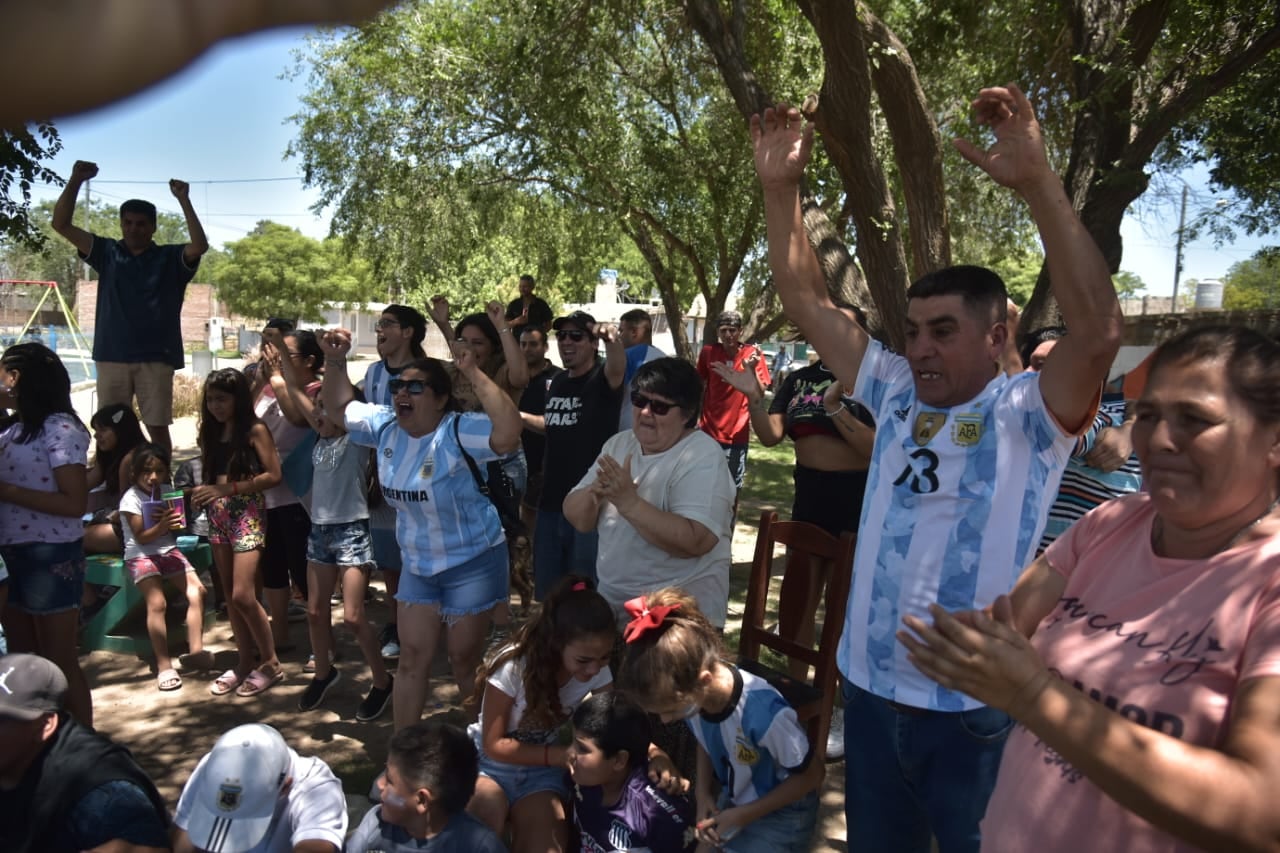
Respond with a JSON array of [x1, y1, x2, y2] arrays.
[[356, 675, 394, 722], [297, 667, 340, 712], [379, 623, 400, 660], [825, 711, 846, 762], [288, 600, 308, 623]]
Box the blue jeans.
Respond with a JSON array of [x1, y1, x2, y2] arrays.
[[842, 680, 1013, 853], [532, 511, 598, 599]]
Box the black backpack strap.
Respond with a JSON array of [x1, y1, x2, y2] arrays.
[[451, 414, 491, 497]]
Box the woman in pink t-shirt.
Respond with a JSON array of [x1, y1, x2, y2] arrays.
[[900, 325, 1280, 852]]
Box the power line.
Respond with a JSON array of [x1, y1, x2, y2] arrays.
[[88, 177, 304, 185]]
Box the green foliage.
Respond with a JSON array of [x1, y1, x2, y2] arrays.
[[0, 124, 61, 248], [208, 221, 379, 322], [287, 0, 789, 356], [1112, 270, 1146, 298], [1222, 247, 1280, 310]]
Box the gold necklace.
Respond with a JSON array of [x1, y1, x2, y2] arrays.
[[1153, 497, 1280, 558]]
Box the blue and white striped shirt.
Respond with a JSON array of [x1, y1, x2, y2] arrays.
[[842, 341, 1074, 711], [688, 666, 810, 808], [344, 403, 505, 576]]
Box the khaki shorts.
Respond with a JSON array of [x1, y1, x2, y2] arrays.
[[97, 361, 175, 426]]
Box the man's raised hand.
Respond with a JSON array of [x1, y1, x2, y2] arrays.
[[71, 160, 99, 182], [169, 179, 191, 200], [952, 85, 1052, 193], [750, 103, 815, 191]]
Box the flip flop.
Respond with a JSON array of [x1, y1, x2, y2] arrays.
[[235, 667, 285, 698], [210, 669, 244, 696], [179, 650, 216, 671], [157, 668, 182, 691]]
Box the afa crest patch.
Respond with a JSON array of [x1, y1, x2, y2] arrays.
[[217, 782, 242, 812], [735, 739, 759, 766], [952, 413, 983, 446]]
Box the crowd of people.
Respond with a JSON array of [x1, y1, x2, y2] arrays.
[[0, 82, 1277, 853]]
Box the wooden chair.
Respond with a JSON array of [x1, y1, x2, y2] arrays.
[[737, 510, 855, 761]]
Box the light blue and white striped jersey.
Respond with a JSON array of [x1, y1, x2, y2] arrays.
[[687, 666, 810, 808], [842, 341, 1073, 711], [344, 403, 505, 576], [361, 360, 399, 408]]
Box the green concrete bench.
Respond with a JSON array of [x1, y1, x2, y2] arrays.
[[80, 540, 215, 656]]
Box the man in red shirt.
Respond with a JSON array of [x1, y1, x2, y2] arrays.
[[696, 311, 771, 501]]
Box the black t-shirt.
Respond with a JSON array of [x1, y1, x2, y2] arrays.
[[519, 361, 563, 474], [769, 361, 873, 441], [505, 296, 554, 330], [539, 362, 623, 510]]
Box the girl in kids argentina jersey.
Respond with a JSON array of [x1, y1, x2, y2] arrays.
[[319, 327, 522, 733], [619, 588, 824, 853]]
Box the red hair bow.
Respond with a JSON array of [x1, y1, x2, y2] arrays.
[[623, 596, 679, 643]]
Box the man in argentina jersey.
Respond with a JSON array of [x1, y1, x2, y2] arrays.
[[751, 84, 1124, 851]]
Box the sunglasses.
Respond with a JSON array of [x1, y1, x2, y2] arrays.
[[388, 379, 430, 395], [375, 319, 402, 330], [555, 329, 589, 342], [631, 391, 677, 416]]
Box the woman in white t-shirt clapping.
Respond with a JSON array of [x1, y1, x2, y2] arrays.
[[564, 357, 735, 629]]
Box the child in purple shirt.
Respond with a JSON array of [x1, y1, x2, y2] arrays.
[[570, 692, 697, 852]]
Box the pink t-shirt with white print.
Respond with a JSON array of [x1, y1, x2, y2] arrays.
[[0, 413, 90, 544], [981, 493, 1280, 853]]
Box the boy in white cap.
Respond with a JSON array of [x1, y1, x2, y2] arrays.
[[173, 723, 347, 853]]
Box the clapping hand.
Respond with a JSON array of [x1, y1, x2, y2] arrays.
[[710, 360, 764, 402], [897, 595, 1052, 719], [591, 453, 638, 511]]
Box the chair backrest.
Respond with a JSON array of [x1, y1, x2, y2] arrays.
[[738, 510, 855, 757]]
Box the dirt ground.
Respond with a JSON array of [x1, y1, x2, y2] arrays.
[[83, 419, 849, 850]]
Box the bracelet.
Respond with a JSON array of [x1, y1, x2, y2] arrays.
[[500, 327, 512, 335], [824, 404, 845, 418]]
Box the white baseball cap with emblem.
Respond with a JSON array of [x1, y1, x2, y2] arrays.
[[184, 723, 292, 852]]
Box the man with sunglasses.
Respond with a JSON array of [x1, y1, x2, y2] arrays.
[[695, 311, 771, 505], [529, 311, 625, 598]]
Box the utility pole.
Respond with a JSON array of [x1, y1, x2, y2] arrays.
[[1171, 184, 1188, 313]]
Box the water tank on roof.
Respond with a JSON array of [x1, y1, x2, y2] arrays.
[[1194, 279, 1224, 310]]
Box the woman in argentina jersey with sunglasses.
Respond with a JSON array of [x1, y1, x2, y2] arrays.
[[319, 328, 522, 732], [563, 357, 735, 630]]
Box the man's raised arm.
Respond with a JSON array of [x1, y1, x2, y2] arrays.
[[954, 85, 1122, 432], [751, 105, 869, 392], [51, 160, 96, 256], [170, 179, 209, 265]]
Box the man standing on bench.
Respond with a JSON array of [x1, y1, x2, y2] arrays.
[[52, 159, 209, 457]]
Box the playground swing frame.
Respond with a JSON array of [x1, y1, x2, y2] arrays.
[[0, 279, 95, 381]]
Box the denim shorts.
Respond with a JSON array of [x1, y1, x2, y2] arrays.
[[307, 520, 374, 568], [2, 540, 85, 616], [395, 542, 508, 619], [478, 752, 570, 804], [718, 789, 818, 853]]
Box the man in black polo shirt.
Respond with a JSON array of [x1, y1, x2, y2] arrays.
[[52, 159, 209, 456], [0, 653, 170, 853], [504, 274, 554, 331], [530, 311, 624, 598]]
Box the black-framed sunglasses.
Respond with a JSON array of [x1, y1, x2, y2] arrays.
[[631, 391, 677, 416], [555, 329, 589, 342], [388, 379, 430, 395], [375, 319, 402, 330]]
